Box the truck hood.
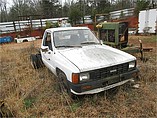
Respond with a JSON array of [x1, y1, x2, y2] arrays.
[[58, 45, 136, 72]]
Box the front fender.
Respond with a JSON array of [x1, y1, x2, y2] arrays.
[[54, 52, 80, 82]]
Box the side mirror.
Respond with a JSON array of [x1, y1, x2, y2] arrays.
[[41, 46, 49, 52]]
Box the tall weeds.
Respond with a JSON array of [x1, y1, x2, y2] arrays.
[[0, 37, 156, 117]]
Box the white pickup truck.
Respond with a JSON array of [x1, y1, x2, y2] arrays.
[[30, 27, 139, 96], [14, 36, 36, 43]]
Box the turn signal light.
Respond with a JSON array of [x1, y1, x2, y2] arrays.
[[72, 73, 79, 84]]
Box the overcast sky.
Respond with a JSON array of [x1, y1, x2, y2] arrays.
[[7, 0, 13, 8], [7, 0, 71, 5], [6, 0, 68, 8]]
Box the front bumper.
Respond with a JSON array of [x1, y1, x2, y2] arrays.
[[68, 68, 139, 95]]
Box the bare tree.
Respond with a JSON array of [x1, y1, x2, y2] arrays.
[[0, 0, 8, 22], [8, 0, 42, 21]]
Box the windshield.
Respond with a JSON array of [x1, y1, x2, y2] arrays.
[[53, 29, 100, 48]]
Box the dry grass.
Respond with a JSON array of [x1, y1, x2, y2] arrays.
[[0, 36, 157, 117]]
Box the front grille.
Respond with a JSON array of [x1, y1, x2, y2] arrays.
[[90, 63, 129, 80]]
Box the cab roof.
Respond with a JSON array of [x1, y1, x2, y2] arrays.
[[45, 27, 89, 32]]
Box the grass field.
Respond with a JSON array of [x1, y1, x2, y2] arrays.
[[0, 35, 157, 117]]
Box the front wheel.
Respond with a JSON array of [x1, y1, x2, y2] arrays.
[[57, 71, 75, 98]]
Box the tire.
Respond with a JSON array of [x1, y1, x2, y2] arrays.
[[36, 54, 44, 68], [30, 54, 39, 69], [57, 71, 75, 99]]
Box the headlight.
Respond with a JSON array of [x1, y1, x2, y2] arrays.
[[129, 61, 136, 69], [80, 73, 90, 81]]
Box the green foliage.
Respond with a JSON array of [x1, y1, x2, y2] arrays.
[[62, 3, 70, 17], [1, 0, 152, 23], [45, 21, 59, 29], [97, 1, 111, 14], [69, 4, 82, 25], [134, 0, 150, 16], [45, 21, 52, 29], [71, 101, 82, 112], [91, 9, 97, 22], [41, 0, 61, 18], [120, 11, 124, 18], [24, 98, 35, 109]]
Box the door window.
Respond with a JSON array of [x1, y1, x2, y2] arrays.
[[43, 32, 52, 50]]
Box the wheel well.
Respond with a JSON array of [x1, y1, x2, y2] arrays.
[[56, 68, 62, 75], [23, 39, 28, 42], [56, 68, 67, 78], [14, 39, 17, 43]]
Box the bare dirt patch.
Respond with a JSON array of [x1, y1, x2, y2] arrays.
[[0, 36, 157, 117]]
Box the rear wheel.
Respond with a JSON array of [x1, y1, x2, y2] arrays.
[[30, 54, 39, 69], [30, 54, 44, 69], [36, 54, 44, 68]]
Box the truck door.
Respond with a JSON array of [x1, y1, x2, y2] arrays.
[[41, 32, 55, 73]]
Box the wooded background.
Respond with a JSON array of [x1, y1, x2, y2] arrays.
[[0, 0, 156, 24]]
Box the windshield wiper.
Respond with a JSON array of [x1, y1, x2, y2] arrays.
[[81, 41, 100, 45], [56, 45, 82, 48]]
